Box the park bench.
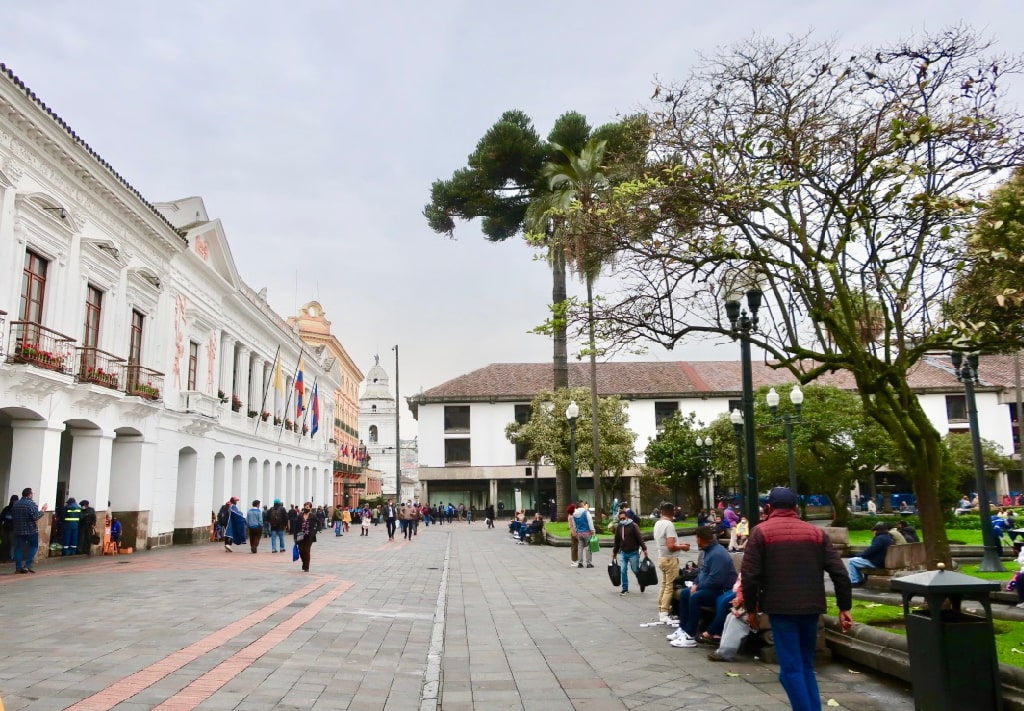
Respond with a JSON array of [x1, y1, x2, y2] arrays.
[[860, 541, 928, 586]]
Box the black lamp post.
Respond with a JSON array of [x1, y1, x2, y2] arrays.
[[730, 408, 745, 508], [566, 400, 579, 505], [952, 352, 1005, 572], [767, 385, 804, 517], [726, 288, 763, 526], [697, 436, 714, 511]]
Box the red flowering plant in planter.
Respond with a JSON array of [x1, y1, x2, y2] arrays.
[[284, 419, 294, 432], [84, 367, 119, 388], [231, 394, 242, 412], [261, 411, 270, 422]]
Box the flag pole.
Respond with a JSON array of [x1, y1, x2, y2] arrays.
[[300, 377, 317, 434], [255, 345, 280, 435], [278, 347, 305, 441]]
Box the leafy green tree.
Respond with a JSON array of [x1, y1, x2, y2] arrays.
[[949, 168, 1024, 343], [643, 411, 704, 513], [505, 387, 636, 523], [565, 28, 1024, 566], [940, 432, 1016, 510]]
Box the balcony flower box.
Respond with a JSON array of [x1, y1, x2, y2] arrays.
[[302, 424, 309, 435], [231, 395, 242, 412], [129, 383, 161, 401], [217, 389, 228, 403], [273, 416, 282, 426], [83, 367, 119, 389], [247, 409, 259, 419], [261, 411, 270, 422], [285, 419, 294, 432], [15, 344, 65, 371]]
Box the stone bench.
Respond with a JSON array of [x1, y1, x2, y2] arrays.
[[861, 542, 928, 585]]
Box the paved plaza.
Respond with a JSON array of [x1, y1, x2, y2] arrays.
[[0, 521, 915, 711]]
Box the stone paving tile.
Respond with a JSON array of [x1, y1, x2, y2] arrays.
[[0, 523, 916, 710]]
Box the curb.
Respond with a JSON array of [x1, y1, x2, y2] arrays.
[[823, 615, 1024, 710]]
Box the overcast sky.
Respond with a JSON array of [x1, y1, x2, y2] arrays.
[[2, 2, 1021, 434]]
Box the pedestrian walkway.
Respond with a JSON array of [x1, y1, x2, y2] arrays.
[[0, 522, 914, 710]]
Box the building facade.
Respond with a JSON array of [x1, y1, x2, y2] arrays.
[[287, 301, 366, 507], [0, 64, 343, 555], [408, 358, 1023, 515]]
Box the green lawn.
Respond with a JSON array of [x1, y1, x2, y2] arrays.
[[828, 596, 1024, 668], [847, 528, 987, 546]]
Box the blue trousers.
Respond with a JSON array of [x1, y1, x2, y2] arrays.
[[676, 586, 721, 637], [62, 522, 79, 555], [618, 550, 640, 591], [707, 590, 737, 636], [770, 613, 822, 711], [14, 533, 39, 571], [270, 529, 285, 552]]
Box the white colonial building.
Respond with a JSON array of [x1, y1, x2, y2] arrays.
[[408, 357, 1023, 515], [0, 63, 344, 553]]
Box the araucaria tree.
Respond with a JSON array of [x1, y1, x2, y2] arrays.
[[579, 28, 1024, 566], [425, 111, 641, 518]]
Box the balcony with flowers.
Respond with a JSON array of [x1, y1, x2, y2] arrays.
[[124, 364, 165, 402], [6, 321, 74, 375], [76, 347, 125, 390]]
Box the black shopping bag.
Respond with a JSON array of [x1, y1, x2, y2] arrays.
[[607, 560, 622, 587], [637, 556, 658, 591]]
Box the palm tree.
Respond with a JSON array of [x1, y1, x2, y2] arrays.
[[526, 137, 619, 521]]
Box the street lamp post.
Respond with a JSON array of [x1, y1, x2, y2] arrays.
[[767, 385, 804, 517], [952, 352, 1005, 572], [725, 289, 763, 526], [730, 408, 745, 508], [566, 400, 580, 505], [697, 436, 714, 511]]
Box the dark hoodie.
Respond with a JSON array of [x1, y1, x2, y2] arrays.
[[612, 518, 647, 555]]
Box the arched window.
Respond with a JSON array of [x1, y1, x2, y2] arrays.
[[369, 425, 378, 443]]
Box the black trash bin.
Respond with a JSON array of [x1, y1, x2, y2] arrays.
[[891, 565, 1003, 711]]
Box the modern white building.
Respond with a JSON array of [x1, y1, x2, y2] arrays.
[[408, 357, 1023, 514], [0, 63, 344, 554]]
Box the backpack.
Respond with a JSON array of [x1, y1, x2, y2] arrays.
[[216, 504, 230, 528]]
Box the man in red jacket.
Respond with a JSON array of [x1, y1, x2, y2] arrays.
[[742, 487, 853, 711]]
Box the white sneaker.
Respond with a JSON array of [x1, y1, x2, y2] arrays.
[[670, 632, 698, 648], [1016, 602, 1024, 609], [666, 627, 684, 640], [658, 612, 671, 623]]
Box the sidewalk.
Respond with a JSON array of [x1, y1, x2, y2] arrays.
[[0, 523, 914, 710]]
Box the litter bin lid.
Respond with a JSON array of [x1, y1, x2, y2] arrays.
[[891, 566, 1000, 595]]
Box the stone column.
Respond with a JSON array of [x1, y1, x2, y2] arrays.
[[489, 479, 498, 511], [68, 429, 114, 513], [218, 332, 233, 398], [10, 420, 64, 511], [630, 474, 641, 513], [234, 346, 248, 405]]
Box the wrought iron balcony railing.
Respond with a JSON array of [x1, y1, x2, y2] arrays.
[[6, 321, 75, 375]]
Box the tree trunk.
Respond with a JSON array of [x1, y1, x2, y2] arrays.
[[864, 377, 952, 567], [552, 244, 570, 519], [587, 278, 603, 525]]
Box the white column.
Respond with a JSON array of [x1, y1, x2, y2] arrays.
[[630, 474, 641, 512], [489, 479, 497, 510], [10, 420, 65, 510], [68, 429, 114, 511], [248, 354, 262, 414], [218, 332, 233, 397], [234, 346, 248, 403]]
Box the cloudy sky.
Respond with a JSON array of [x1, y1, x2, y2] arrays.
[[2, 2, 1021, 434]]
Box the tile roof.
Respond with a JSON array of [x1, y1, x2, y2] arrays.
[[0, 63, 186, 243], [410, 355, 1007, 405]]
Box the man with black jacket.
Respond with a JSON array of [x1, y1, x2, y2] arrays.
[[742, 487, 853, 711], [611, 508, 647, 596], [847, 521, 896, 586]]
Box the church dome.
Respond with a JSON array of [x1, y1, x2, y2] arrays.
[[362, 356, 393, 400]]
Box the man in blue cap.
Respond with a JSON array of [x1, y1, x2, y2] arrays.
[[742, 487, 853, 711]]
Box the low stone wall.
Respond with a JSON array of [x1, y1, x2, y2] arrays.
[[823, 615, 1024, 709]]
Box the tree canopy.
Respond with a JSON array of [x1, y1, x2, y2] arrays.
[[568, 28, 1024, 565]]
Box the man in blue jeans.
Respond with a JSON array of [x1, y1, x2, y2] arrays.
[[12, 487, 49, 573], [742, 487, 853, 711], [668, 526, 737, 647], [611, 506, 647, 595]]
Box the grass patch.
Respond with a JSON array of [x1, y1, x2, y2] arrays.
[[847, 529, 987, 546], [828, 596, 1024, 668]]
